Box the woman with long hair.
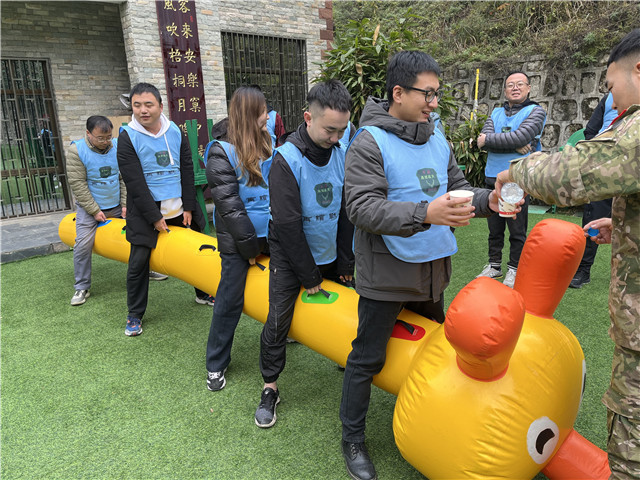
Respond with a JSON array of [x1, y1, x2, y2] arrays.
[[204, 86, 272, 391]]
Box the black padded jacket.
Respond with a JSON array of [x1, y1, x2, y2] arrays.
[[205, 141, 264, 259]]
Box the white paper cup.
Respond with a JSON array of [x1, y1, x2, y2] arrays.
[[449, 190, 474, 208], [498, 198, 517, 218]]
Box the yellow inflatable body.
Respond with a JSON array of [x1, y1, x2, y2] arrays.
[[59, 215, 609, 479]]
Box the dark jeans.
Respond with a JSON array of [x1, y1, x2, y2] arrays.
[[259, 259, 345, 383], [486, 177, 529, 269], [578, 198, 612, 274], [126, 214, 207, 319], [206, 240, 267, 372], [340, 295, 444, 442]]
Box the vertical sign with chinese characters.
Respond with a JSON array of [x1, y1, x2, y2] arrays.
[[156, 0, 208, 164]]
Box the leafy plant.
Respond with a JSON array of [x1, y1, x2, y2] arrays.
[[315, 16, 417, 124], [449, 114, 488, 188]]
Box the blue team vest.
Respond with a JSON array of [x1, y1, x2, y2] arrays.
[[277, 141, 345, 265], [267, 111, 277, 148], [340, 122, 352, 146], [204, 140, 270, 238], [72, 138, 120, 209], [360, 126, 458, 263], [121, 124, 182, 201], [599, 94, 618, 135], [484, 104, 545, 177]]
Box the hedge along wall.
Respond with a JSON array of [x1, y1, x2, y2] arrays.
[[444, 55, 610, 150]]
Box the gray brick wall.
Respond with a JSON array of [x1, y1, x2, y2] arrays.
[[1, 1, 131, 148]]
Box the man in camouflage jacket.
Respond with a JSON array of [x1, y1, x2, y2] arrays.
[[497, 29, 640, 478]]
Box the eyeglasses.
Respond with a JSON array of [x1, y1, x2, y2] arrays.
[[505, 81, 529, 90], [88, 132, 112, 142], [404, 86, 442, 104]]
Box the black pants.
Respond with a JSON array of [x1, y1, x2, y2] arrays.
[[259, 259, 345, 383], [206, 240, 268, 372], [340, 295, 444, 442], [486, 177, 529, 269], [577, 198, 612, 274], [127, 215, 207, 319]]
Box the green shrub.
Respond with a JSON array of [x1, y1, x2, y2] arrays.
[[450, 114, 488, 188]]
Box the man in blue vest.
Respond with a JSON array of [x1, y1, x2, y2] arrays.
[[476, 71, 546, 288], [117, 83, 211, 337], [254, 80, 355, 429], [340, 50, 503, 480], [67, 116, 128, 306], [570, 92, 617, 289]]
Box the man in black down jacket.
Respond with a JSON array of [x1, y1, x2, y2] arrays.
[[253, 80, 355, 430]]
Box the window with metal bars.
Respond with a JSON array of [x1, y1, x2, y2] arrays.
[[1, 58, 70, 218], [221, 32, 308, 133]]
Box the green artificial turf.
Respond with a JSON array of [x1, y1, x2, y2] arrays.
[[1, 213, 613, 479]]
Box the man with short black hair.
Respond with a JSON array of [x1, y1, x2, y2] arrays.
[[254, 79, 355, 429], [497, 29, 640, 478], [340, 50, 501, 480], [476, 71, 546, 288], [117, 83, 211, 337]]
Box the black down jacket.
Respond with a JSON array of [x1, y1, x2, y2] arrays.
[[205, 141, 263, 258]]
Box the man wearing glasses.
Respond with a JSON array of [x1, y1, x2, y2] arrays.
[[476, 71, 546, 288], [340, 50, 501, 480], [67, 116, 128, 306]]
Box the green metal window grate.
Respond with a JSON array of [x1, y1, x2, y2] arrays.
[[221, 32, 308, 132], [1, 58, 70, 218]]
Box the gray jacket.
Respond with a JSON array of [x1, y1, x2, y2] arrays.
[[481, 99, 546, 152], [66, 135, 126, 215], [344, 97, 493, 302]]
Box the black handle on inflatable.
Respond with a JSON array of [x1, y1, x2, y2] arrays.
[[319, 288, 331, 299], [255, 262, 266, 271], [199, 244, 217, 252], [396, 319, 415, 335]]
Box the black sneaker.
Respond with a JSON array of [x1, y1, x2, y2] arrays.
[[342, 441, 377, 480], [255, 387, 280, 428], [206, 369, 227, 391], [569, 270, 591, 289]]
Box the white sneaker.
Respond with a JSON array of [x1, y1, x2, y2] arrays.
[[71, 289, 90, 306], [503, 268, 517, 288], [476, 264, 503, 279]]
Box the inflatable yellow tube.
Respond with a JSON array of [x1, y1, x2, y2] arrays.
[[58, 215, 609, 479], [58, 213, 437, 394]]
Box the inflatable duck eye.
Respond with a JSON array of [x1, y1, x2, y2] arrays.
[[527, 416, 559, 464]]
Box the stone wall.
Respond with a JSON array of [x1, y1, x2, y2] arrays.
[[444, 56, 610, 150]]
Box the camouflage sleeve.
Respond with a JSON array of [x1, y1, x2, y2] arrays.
[[509, 108, 640, 207]]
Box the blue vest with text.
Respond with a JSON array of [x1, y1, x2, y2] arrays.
[[599, 94, 618, 135], [267, 111, 277, 148], [277, 141, 345, 265], [72, 138, 120, 209], [485, 104, 543, 177], [206, 140, 270, 238], [121, 124, 182, 201], [360, 126, 458, 263]]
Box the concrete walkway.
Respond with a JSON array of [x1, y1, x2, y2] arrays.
[[1, 211, 72, 264]]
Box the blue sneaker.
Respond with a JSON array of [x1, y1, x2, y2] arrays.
[[125, 316, 142, 336]]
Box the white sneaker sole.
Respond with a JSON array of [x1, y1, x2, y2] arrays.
[[255, 397, 280, 428]]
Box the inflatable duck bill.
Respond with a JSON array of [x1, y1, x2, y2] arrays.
[[58, 215, 610, 479]]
